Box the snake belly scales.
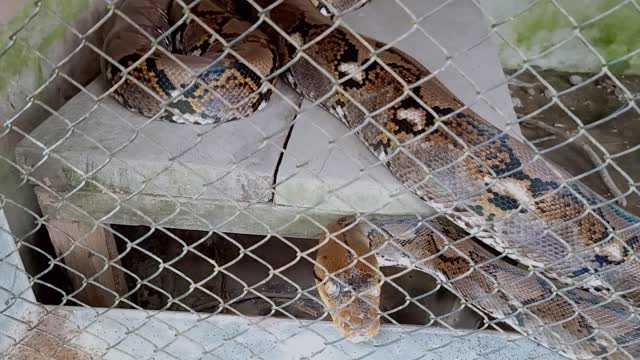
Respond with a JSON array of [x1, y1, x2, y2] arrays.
[[101, 0, 640, 358]]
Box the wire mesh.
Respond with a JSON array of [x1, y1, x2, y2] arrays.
[[1, 0, 640, 359]]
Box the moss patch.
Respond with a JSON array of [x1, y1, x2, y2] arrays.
[[0, 0, 91, 94], [512, 1, 573, 52], [580, 2, 640, 73], [505, 0, 640, 74]]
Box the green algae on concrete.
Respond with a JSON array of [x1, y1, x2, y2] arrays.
[[494, 0, 640, 74], [0, 0, 91, 94]]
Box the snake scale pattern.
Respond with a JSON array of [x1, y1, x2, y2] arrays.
[[102, 0, 640, 358]]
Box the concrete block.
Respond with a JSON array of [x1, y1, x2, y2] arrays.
[[16, 78, 300, 203], [275, 102, 435, 215]]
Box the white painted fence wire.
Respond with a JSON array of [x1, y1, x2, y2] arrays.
[[1, 0, 639, 359]]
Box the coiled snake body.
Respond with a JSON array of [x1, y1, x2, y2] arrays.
[[102, 0, 640, 358]]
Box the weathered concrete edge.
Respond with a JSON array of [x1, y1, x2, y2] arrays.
[[15, 145, 277, 203], [15, 305, 563, 360], [35, 187, 349, 239], [34, 187, 436, 239], [275, 175, 435, 216]]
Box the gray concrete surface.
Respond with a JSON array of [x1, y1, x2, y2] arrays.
[[275, 102, 435, 214], [4, 306, 564, 360]]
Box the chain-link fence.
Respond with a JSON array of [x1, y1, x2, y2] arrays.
[[1, 0, 640, 359]]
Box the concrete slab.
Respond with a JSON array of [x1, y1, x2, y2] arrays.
[[275, 102, 435, 215], [35, 187, 351, 239], [16, 78, 300, 203], [275, 0, 520, 213], [4, 306, 564, 360]]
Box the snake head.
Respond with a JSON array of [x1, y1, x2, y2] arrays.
[[315, 221, 383, 342]]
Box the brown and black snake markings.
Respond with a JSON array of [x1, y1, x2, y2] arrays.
[[102, 0, 640, 358]]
